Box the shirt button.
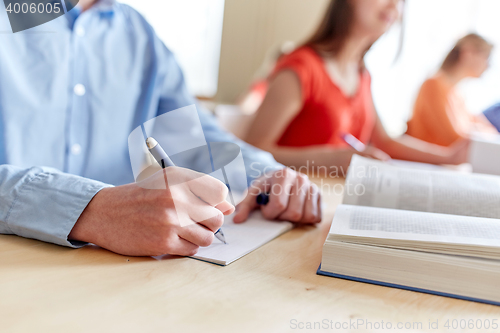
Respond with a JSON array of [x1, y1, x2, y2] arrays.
[[71, 144, 82, 155], [74, 84, 86, 96], [75, 27, 85, 37]]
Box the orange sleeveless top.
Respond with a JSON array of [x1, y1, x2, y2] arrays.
[[272, 47, 376, 147], [407, 75, 477, 146]]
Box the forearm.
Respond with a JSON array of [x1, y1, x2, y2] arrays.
[[263, 145, 355, 172], [376, 135, 452, 164]]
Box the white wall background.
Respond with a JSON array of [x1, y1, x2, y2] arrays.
[[120, 0, 225, 98], [215, 0, 329, 103], [366, 0, 500, 136]]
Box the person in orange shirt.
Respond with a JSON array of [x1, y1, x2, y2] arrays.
[[407, 34, 498, 147], [246, 0, 468, 170]]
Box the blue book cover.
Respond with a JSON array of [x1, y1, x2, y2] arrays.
[[317, 265, 500, 307]]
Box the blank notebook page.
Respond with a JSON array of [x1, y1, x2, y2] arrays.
[[192, 211, 293, 266]]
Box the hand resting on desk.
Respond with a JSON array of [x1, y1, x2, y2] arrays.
[[234, 168, 322, 224]]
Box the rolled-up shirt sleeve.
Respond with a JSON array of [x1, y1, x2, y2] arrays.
[[0, 165, 112, 248]]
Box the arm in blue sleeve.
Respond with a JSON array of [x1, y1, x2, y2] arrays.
[[0, 165, 112, 247], [153, 37, 283, 184], [196, 109, 283, 184]]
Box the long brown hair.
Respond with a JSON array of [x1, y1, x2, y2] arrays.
[[305, 0, 354, 56], [441, 33, 493, 71], [305, 0, 404, 62]]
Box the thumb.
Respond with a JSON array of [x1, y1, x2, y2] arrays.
[[233, 190, 260, 223], [233, 180, 266, 223], [232, 201, 254, 223], [233, 174, 272, 223]]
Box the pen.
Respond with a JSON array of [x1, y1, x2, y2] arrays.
[[256, 193, 269, 205], [341, 133, 366, 152], [145, 137, 227, 244]]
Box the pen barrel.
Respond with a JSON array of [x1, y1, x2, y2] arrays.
[[149, 144, 175, 168], [256, 193, 270, 205]]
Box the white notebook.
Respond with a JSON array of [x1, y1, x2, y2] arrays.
[[192, 211, 293, 266]]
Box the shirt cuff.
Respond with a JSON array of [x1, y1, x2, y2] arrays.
[[5, 168, 112, 248]]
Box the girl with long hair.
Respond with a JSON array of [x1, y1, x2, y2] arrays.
[[245, 0, 468, 170]]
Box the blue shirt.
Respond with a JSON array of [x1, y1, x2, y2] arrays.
[[0, 0, 280, 247]]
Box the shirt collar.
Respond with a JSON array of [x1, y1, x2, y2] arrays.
[[66, 0, 116, 27], [90, 0, 116, 12], [72, 0, 117, 14]]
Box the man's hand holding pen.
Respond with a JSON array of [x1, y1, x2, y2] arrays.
[[69, 167, 234, 257]]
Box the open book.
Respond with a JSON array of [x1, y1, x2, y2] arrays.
[[319, 155, 500, 305], [192, 211, 293, 266]]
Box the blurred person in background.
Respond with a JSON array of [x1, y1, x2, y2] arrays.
[[407, 34, 498, 146], [245, 0, 467, 171]]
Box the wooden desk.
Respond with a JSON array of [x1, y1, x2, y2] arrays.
[[1, 176, 499, 333]]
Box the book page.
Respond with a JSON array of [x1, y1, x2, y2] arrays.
[[343, 155, 500, 219], [192, 211, 293, 265], [389, 159, 472, 173], [389, 159, 449, 171], [330, 204, 500, 249], [469, 134, 500, 176]]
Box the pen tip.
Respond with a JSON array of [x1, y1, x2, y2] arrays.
[[215, 229, 227, 244]]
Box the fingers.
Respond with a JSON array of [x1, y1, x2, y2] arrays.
[[372, 149, 391, 161], [164, 167, 234, 221], [177, 223, 217, 248], [174, 202, 225, 249], [278, 174, 308, 222], [278, 175, 321, 223], [177, 203, 226, 248], [176, 193, 225, 232], [190, 208, 225, 233], [261, 169, 297, 220], [232, 197, 256, 223], [187, 173, 230, 207], [302, 183, 322, 223], [160, 167, 231, 208], [233, 176, 268, 223], [234, 169, 323, 224], [163, 170, 230, 251], [362, 147, 391, 162], [162, 235, 200, 257], [216, 201, 235, 215]]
